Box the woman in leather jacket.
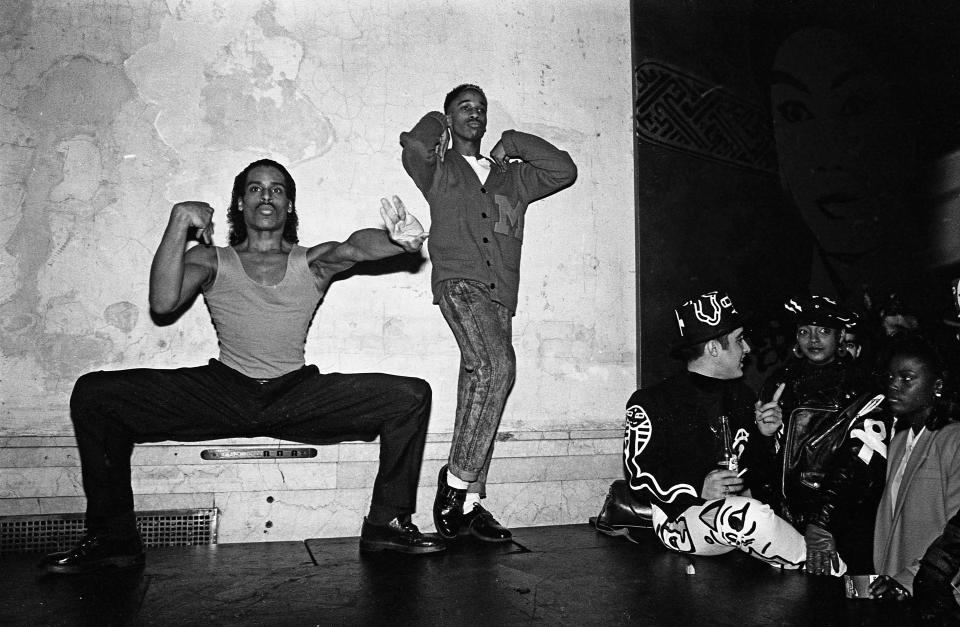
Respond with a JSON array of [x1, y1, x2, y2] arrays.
[[757, 295, 888, 576]]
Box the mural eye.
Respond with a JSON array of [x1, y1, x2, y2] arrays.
[[776, 100, 814, 123], [840, 93, 874, 117]]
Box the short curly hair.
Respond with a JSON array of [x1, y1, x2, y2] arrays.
[[444, 83, 485, 113]]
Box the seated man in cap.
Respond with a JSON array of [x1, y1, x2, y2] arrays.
[[622, 290, 822, 569]]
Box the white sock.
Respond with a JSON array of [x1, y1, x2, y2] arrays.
[[446, 471, 470, 490], [462, 493, 481, 514]]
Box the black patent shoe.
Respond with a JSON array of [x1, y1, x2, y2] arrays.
[[359, 516, 446, 554], [433, 465, 466, 540], [460, 504, 513, 542], [40, 533, 145, 575]]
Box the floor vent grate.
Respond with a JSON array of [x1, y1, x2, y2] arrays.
[[0, 509, 219, 554]]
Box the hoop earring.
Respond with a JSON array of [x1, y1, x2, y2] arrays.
[[792, 343, 802, 358]]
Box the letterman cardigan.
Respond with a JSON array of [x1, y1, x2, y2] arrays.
[[400, 111, 576, 313]]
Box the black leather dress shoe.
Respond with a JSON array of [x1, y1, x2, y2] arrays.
[[460, 504, 512, 542], [433, 465, 466, 540], [359, 515, 446, 554], [40, 533, 145, 575]]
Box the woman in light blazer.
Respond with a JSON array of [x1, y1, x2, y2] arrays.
[[870, 335, 960, 605]]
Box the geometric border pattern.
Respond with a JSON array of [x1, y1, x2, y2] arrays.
[[634, 59, 777, 174]]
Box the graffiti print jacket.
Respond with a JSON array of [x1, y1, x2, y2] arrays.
[[623, 369, 771, 520]]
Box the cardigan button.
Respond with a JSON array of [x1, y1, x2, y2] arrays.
[[480, 187, 487, 194], [483, 237, 489, 243], [481, 213, 487, 218], [489, 283, 496, 289]]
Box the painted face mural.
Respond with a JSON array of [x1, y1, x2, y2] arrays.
[[771, 27, 912, 301]]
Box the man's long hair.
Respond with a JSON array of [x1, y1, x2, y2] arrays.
[[227, 159, 299, 246]]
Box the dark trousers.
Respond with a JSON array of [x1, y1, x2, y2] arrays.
[[70, 359, 431, 534]]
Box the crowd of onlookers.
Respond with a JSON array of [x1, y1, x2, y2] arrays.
[[621, 289, 960, 625]]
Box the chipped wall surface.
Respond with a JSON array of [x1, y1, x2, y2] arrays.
[[0, 1, 635, 439]]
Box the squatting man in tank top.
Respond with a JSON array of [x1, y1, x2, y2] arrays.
[[42, 159, 444, 575]]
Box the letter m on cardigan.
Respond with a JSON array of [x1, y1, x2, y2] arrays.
[[493, 195, 525, 241]]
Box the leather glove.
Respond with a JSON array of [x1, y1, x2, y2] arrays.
[[804, 523, 839, 576]]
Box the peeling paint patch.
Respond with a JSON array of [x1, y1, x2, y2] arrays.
[[104, 301, 139, 333], [49, 137, 102, 202], [37, 332, 113, 379], [202, 74, 334, 162], [1, 313, 39, 334]]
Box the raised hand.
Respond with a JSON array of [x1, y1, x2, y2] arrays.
[[755, 382, 785, 437], [380, 195, 427, 252], [172, 201, 214, 245], [436, 123, 450, 162], [490, 139, 507, 170]]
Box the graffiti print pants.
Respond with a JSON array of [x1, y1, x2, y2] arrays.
[[651, 495, 844, 573]]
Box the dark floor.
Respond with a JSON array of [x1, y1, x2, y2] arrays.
[[1, 524, 914, 626]]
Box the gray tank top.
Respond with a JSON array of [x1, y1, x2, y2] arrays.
[[203, 245, 323, 379]]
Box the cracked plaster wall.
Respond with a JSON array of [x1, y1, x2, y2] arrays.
[[0, 0, 635, 438]]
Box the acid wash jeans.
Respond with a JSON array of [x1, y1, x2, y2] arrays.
[[437, 278, 516, 497]]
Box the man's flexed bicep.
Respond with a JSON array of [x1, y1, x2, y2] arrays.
[[149, 202, 216, 315]]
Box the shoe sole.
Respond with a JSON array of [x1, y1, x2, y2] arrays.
[[358, 541, 446, 555], [44, 554, 145, 575], [434, 526, 460, 541]]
